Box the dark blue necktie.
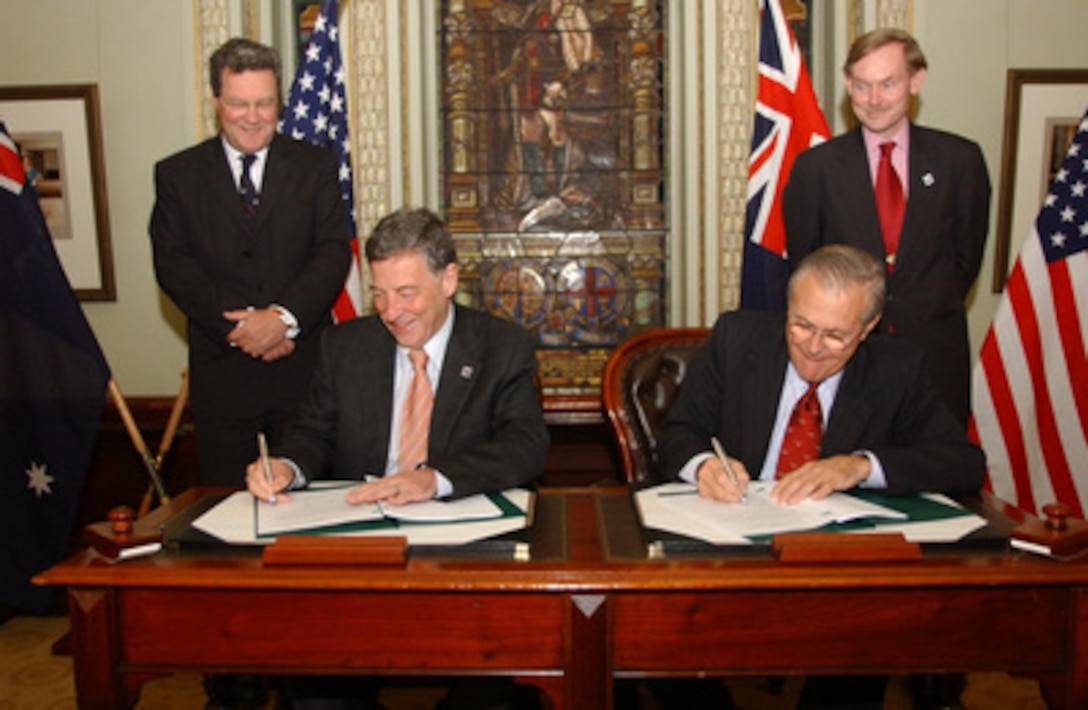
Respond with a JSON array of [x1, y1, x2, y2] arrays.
[[239, 154, 258, 228]]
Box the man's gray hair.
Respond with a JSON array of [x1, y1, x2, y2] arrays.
[[364, 207, 457, 274], [209, 38, 282, 98], [788, 245, 886, 324]]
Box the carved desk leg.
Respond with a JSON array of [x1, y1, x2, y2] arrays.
[[68, 587, 124, 709], [566, 593, 610, 710]]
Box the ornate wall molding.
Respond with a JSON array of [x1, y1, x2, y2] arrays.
[[716, 0, 754, 314], [194, 0, 232, 140], [348, 0, 391, 243], [876, 0, 912, 31]]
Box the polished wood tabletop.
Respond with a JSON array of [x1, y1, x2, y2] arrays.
[[37, 486, 1088, 709]]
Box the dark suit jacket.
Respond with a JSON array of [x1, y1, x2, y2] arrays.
[[149, 134, 351, 423], [275, 305, 550, 499], [782, 124, 991, 425], [659, 310, 985, 496]]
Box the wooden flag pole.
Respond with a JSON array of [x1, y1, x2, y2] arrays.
[[107, 378, 170, 512], [137, 371, 189, 517]]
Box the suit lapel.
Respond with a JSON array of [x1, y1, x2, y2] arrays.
[[840, 130, 887, 258], [823, 344, 875, 453], [370, 334, 396, 465], [204, 139, 250, 234], [898, 124, 938, 272], [743, 334, 788, 466], [254, 136, 287, 234], [429, 307, 480, 455]]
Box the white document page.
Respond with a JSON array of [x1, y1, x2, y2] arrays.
[[256, 484, 382, 536], [193, 488, 530, 546], [652, 480, 906, 539], [379, 494, 503, 523]]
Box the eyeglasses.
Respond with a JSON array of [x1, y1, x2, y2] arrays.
[[787, 318, 864, 354]]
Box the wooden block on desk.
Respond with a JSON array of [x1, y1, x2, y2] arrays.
[[1010, 503, 1088, 558], [771, 532, 921, 562], [84, 506, 163, 561], [263, 535, 408, 566]]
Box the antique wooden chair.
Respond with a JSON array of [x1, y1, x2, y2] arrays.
[[601, 328, 709, 484]]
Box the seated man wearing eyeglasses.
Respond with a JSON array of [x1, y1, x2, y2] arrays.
[[660, 243, 984, 506], [651, 243, 985, 709]]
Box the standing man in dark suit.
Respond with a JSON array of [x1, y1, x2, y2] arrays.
[[246, 206, 549, 505], [660, 244, 983, 505], [150, 38, 352, 488], [783, 28, 991, 428]]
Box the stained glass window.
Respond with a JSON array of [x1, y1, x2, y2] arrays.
[[440, 0, 667, 398]]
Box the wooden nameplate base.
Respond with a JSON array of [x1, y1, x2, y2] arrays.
[[1010, 503, 1088, 558], [772, 532, 921, 562], [263, 535, 408, 567], [84, 506, 163, 561]]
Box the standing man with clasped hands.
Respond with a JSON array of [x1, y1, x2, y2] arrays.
[[150, 38, 352, 489], [783, 28, 991, 429]]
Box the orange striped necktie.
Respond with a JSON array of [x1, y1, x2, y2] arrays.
[[397, 349, 433, 472]]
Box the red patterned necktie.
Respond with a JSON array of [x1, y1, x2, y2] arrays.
[[397, 349, 433, 472], [775, 382, 822, 478], [239, 154, 258, 229], [875, 141, 905, 272]]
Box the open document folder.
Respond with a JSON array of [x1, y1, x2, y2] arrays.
[[637, 481, 987, 545], [193, 483, 532, 546]]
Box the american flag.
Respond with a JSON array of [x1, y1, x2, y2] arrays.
[[278, 0, 362, 322], [741, 0, 829, 310], [972, 110, 1088, 517]]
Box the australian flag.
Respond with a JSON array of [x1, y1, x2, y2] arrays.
[[741, 0, 830, 310], [0, 122, 110, 614], [278, 0, 362, 322]]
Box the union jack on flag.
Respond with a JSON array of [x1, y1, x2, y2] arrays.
[[278, 0, 362, 322], [741, 0, 829, 310]]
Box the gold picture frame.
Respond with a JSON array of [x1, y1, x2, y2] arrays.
[[0, 84, 115, 301], [993, 69, 1088, 293]]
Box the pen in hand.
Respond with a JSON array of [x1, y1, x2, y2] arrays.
[[711, 436, 747, 504], [257, 432, 275, 504]]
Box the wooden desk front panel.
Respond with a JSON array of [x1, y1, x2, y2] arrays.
[[611, 586, 1067, 675], [117, 588, 565, 673]]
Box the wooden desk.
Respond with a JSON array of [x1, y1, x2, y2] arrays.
[[37, 488, 1088, 709]]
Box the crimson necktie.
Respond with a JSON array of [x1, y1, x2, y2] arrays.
[[239, 154, 259, 229], [775, 382, 822, 478], [875, 141, 905, 272], [397, 349, 433, 472]]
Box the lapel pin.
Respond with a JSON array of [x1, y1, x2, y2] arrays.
[[922, 172, 935, 187], [460, 365, 474, 380]]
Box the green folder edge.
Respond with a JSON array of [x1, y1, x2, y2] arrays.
[[256, 491, 526, 539], [745, 490, 976, 543]]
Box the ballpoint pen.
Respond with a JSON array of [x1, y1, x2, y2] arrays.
[[711, 436, 747, 504], [257, 432, 275, 504]]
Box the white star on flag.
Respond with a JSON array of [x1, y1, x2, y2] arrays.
[[26, 461, 55, 498]]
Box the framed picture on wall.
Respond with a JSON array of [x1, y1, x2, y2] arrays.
[[0, 84, 115, 301], [993, 69, 1088, 292]]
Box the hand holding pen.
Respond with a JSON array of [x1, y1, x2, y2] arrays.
[[245, 432, 292, 504], [695, 437, 749, 504]]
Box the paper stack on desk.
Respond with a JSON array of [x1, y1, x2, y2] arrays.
[[192, 483, 531, 546], [638, 481, 987, 545], [255, 483, 506, 536]]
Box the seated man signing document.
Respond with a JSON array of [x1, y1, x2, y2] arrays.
[[659, 244, 984, 505], [245, 207, 549, 505]]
